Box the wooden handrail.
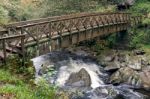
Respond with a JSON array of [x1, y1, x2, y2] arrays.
[[4, 12, 130, 28], [0, 34, 25, 41]]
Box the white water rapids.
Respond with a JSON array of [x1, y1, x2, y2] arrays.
[[54, 58, 104, 88], [32, 54, 105, 88]]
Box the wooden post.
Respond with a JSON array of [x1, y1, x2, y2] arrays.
[[2, 39, 6, 64], [21, 37, 25, 65], [90, 17, 94, 39], [21, 28, 25, 66], [58, 31, 62, 50], [48, 22, 52, 52]]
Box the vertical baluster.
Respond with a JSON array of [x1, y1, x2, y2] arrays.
[[21, 28, 25, 66], [2, 38, 6, 64], [48, 22, 52, 51]]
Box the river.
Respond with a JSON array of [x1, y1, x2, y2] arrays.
[[32, 50, 149, 99]]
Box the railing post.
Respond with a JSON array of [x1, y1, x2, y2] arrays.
[[2, 38, 6, 64], [48, 22, 52, 51], [21, 28, 25, 66], [58, 31, 62, 50]]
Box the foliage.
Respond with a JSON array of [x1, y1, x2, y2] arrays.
[[0, 69, 23, 85], [106, 34, 117, 48], [127, 0, 150, 49], [2, 55, 35, 81], [0, 0, 116, 24], [35, 77, 57, 99], [128, 27, 150, 49], [0, 6, 9, 24], [0, 69, 56, 99], [129, 0, 150, 15], [142, 18, 150, 25]]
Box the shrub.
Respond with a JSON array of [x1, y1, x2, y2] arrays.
[[0, 6, 9, 24]]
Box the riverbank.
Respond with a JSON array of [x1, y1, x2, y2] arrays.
[[0, 69, 56, 99]]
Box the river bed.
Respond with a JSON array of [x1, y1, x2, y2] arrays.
[[31, 50, 150, 99]]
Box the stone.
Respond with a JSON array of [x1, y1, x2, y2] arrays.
[[110, 67, 141, 87], [66, 68, 91, 87], [71, 81, 85, 87], [38, 64, 54, 75], [127, 56, 142, 70], [117, 53, 128, 63], [93, 86, 118, 98], [139, 70, 150, 90], [116, 86, 146, 99], [79, 85, 118, 99], [104, 62, 120, 72], [104, 56, 115, 62], [58, 86, 91, 99], [134, 50, 146, 55]]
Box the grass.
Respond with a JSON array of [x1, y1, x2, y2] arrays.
[[0, 69, 56, 99]]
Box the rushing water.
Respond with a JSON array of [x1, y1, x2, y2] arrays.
[[31, 51, 147, 99]]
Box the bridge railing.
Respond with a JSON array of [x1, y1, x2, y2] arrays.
[[131, 16, 142, 26], [0, 35, 25, 64], [16, 13, 130, 47], [6, 13, 130, 35], [0, 12, 131, 44]]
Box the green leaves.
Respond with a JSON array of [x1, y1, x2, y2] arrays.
[[143, 18, 150, 25], [0, 6, 9, 24], [0, 0, 116, 23], [130, 1, 150, 15]]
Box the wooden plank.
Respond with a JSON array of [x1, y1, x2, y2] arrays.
[[0, 35, 25, 41]]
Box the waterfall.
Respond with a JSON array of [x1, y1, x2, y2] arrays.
[[54, 58, 104, 88]]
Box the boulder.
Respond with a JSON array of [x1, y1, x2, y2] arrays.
[[127, 56, 142, 70], [66, 68, 91, 87], [139, 70, 150, 90], [104, 62, 120, 72], [117, 53, 128, 63], [104, 56, 115, 62], [110, 67, 141, 87], [134, 50, 146, 55], [92, 86, 118, 98]]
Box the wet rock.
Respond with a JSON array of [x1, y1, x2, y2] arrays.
[[104, 62, 120, 72], [139, 70, 150, 90], [134, 50, 145, 55], [104, 56, 115, 62], [116, 85, 146, 99], [66, 68, 91, 87], [58, 87, 91, 99], [110, 67, 141, 87], [127, 56, 142, 70], [82, 85, 118, 99], [117, 53, 128, 63], [38, 64, 54, 75]]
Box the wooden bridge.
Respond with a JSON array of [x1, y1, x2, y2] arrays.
[[0, 12, 141, 63]]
